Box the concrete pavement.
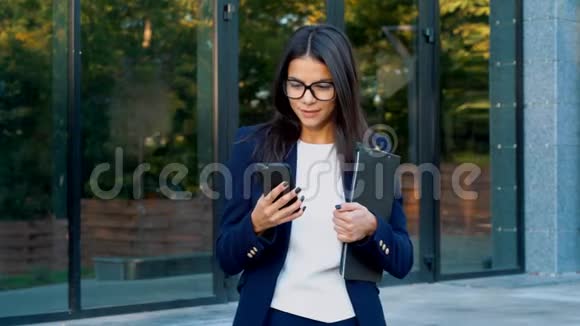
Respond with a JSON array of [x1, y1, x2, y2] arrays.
[[34, 273, 580, 326]]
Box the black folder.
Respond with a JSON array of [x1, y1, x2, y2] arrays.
[[339, 143, 401, 282]]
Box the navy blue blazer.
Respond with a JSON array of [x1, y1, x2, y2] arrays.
[[216, 125, 413, 326]]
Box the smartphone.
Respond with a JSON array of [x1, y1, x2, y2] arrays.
[[255, 163, 298, 210]]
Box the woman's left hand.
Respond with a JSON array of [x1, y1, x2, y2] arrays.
[[332, 202, 378, 243]]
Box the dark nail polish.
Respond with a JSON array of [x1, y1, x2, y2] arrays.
[[335, 204, 341, 210], [294, 187, 302, 194], [302, 206, 307, 212], [300, 195, 305, 202]]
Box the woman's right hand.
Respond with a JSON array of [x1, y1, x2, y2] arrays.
[[251, 182, 306, 234]]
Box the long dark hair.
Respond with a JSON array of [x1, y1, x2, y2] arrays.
[[250, 24, 368, 168]]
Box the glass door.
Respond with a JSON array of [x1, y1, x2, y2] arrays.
[[231, 0, 440, 285], [437, 0, 521, 277], [345, 0, 436, 283], [225, 0, 522, 290]]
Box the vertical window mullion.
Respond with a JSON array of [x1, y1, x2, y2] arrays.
[[67, 0, 82, 314]]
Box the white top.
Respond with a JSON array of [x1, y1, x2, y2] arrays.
[[270, 140, 355, 322]]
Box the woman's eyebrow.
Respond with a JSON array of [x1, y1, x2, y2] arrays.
[[287, 76, 333, 83]]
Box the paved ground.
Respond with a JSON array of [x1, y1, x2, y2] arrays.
[[0, 275, 213, 318], [32, 273, 580, 326], [0, 235, 496, 318]]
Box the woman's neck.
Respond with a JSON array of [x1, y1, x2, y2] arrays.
[[299, 123, 335, 144]]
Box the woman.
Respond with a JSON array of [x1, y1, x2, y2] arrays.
[[216, 24, 413, 326]]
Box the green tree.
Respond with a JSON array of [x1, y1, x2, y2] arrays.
[[0, 0, 53, 220], [440, 0, 490, 159], [80, 0, 211, 198], [238, 0, 326, 126]]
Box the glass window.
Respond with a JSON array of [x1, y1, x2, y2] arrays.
[[239, 0, 326, 126], [439, 0, 519, 274], [80, 0, 216, 307], [345, 0, 420, 273], [0, 0, 68, 317]]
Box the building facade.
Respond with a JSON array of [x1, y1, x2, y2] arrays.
[[0, 0, 577, 324], [523, 0, 580, 275]]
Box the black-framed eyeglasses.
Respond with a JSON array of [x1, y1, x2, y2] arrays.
[[283, 79, 336, 101]]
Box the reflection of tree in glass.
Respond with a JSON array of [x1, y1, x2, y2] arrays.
[[346, 0, 417, 162], [1, 0, 492, 215], [0, 1, 54, 220], [345, 0, 490, 163], [81, 0, 213, 198], [440, 0, 490, 161], [238, 0, 326, 126]]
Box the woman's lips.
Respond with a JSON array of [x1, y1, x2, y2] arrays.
[[300, 109, 321, 118]]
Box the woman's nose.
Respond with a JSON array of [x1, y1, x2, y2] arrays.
[[301, 88, 317, 104]]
